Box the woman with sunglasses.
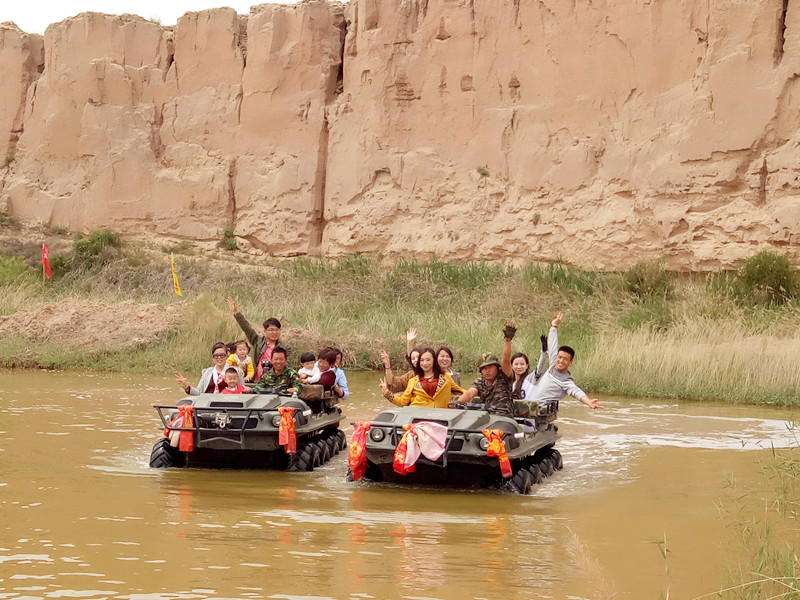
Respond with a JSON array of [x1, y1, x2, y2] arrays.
[[175, 342, 243, 395]]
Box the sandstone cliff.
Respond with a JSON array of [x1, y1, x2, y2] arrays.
[[1, 0, 800, 270]]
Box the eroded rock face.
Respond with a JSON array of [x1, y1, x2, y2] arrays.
[[1, 0, 800, 270]]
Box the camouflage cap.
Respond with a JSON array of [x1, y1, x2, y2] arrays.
[[478, 353, 501, 369]]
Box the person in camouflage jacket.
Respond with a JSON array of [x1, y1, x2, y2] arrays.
[[251, 347, 299, 393]]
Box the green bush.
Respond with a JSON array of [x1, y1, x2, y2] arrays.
[[737, 250, 798, 305], [619, 298, 673, 331], [523, 261, 596, 296], [73, 229, 121, 268], [0, 255, 33, 284], [220, 229, 236, 251], [623, 259, 673, 300]]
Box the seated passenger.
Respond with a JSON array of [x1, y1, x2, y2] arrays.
[[331, 347, 349, 399], [380, 347, 421, 393], [531, 314, 603, 410], [227, 340, 254, 383], [436, 346, 461, 386], [379, 347, 465, 408], [251, 347, 299, 393], [221, 367, 247, 394], [315, 347, 338, 393], [175, 342, 244, 395], [298, 352, 320, 383], [511, 318, 552, 399], [454, 321, 517, 416]]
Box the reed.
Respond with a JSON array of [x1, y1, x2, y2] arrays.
[[711, 440, 800, 600]]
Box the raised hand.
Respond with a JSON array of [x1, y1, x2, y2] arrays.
[[226, 296, 238, 314], [551, 313, 563, 328], [175, 372, 189, 390], [379, 349, 392, 369], [406, 328, 417, 343], [502, 320, 516, 341]]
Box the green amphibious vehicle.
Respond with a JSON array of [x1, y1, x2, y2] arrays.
[[148, 386, 346, 470], [353, 399, 563, 494]]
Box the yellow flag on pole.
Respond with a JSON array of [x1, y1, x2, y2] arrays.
[[170, 254, 183, 297]]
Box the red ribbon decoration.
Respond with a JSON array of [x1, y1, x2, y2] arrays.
[[278, 406, 297, 455], [348, 421, 371, 481], [393, 424, 415, 475], [164, 404, 194, 452], [482, 429, 512, 478]]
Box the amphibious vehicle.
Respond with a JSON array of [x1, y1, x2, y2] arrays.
[[349, 399, 562, 494], [149, 385, 346, 470]]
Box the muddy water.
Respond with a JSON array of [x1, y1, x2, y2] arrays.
[[1, 370, 798, 600]]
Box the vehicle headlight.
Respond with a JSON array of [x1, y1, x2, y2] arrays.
[[271, 414, 282, 427], [369, 428, 385, 442], [478, 436, 490, 451]]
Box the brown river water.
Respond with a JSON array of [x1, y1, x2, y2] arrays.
[[2, 370, 798, 600]]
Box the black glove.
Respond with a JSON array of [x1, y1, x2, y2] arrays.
[[503, 323, 516, 341], [540, 334, 548, 352]]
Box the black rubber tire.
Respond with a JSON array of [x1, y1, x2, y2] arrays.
[[538, 455, 555, 477], [506, 469, 532, 494], [336, 430, 347, 451], [316, 438, 332, 464], [548, 448, 563, 470], [287, 440, 316, 472], [527, 463, 544, 485], [149, 437, 185, 468], [325, 433, 339, 456], [309, 441, 322, 468]]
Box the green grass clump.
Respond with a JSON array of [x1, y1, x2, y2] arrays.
[[623, 259, 674, 300], [0, 255, 34, 285], [73, 229, 121, 268], [523, 261, 597, 296], [738, 250, 799, 306], [220, 228, 237, 251]]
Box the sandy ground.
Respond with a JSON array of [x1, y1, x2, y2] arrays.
[[0, 298, 185, 350]]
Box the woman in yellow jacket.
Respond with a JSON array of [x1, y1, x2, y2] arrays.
[[379, 347, 465, 408]]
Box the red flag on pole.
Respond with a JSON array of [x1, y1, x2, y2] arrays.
[[41, 244, 52, 280]]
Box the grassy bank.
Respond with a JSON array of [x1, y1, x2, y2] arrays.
[[2, 224, 800, 405]]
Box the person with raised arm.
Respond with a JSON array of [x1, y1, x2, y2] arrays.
[[531, 313, 603, 410], [226, 296, 290, 383], [453, 321, 517, 416], [379, 347, 465, 408]]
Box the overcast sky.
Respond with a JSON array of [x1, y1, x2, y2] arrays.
[[2, 1, 298, 35]]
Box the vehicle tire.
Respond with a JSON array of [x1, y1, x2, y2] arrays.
[[149, 437, 185, 468], [309, 441, 322, 469], [325, 433, 339, 456], [316, 438, 332, 464], [548, 448, 563, 470], [287, 440, 316, 472], [505, 469, 532, 494], [336, 429, 347, 452], [526, 463, 544, 485], [538, 455, 554, 477]]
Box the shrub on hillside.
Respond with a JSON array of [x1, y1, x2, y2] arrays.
[[73, 229, 121, 268], [623, 259, 673, 300], [737, 250, 799, 305], [0, 255, 33, 284]]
